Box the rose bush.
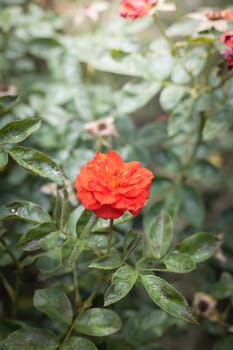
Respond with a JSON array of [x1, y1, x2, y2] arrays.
[[0, 1, 233, 350], [75, 150, 153, 219]]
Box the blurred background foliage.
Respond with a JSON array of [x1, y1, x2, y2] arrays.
[[0, 0, 233, 349]]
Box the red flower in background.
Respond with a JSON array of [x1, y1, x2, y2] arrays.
[[221, 31, 233, 46], [120, 0, 157, 19], [221, 31, 233, 69], [75, 151, 153, 219], [223, 47, 233, 69]]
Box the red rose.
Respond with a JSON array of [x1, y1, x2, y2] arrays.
[[224, 46, 233, 69], [120, 0, 157, 20], [221, 31, 233, 46], [75, 150, 153, 219]]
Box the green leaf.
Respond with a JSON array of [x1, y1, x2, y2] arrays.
[[176, 232, 221, 263], [8, 146, 64, 186], [37, 248, 62, 275], [168, 98, 193, 136], [60, 337, 98, 350], [213, 335, 233, 350], [160, 85, 186, 112], [66, 206, 86, 237], [104, 265, 138, 306], [141, 275, 196, 323], [209, 273, 233, 299], [0, 328, 57, 350], [0, 118, 41, 145], [18, 222, 57, 246], [203, 106, 233, 140], [76, 209, 94, 237], [33, 288, 73, 325], [123, 230, 141, 260], [136, 257, 159, 271], [115, 80, 161, 115], [0, 200, 51, 224], [89, 254, 122, 270], [185, 159, 218, 181], [62, 238, 85, 267], [178, 183, 205, 227], [53, 187, 71, 227], [184, 47, 207, 77], [0, 95, 19, 115], [75, 308, 122, 336], [0, 149, 8, 171], [163, 252, 196, 273], [147, 210, 173, 259]]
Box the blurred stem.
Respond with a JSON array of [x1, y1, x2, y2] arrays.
[[0, 237, 23, 318], [72, 264, 82, 310], [153, 14, 173, 52], [190, 112, 206, 161], [107, 219, 114, 254], [0, 272, 14, 300]]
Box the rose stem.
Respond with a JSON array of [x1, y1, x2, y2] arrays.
[[107, 219, 114, 254], [153, 14, 173, 52]]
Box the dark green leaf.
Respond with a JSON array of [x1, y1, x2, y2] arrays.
[[141, 275, 196, 323], [147, 210, 173, 259], [66, 206, 86, 237], [0, 200, 51, 224], [33, 288, 73, 325], [0, 328, 57, 350], [37, 248, 62, 275], [104, 265, 138, 306], [123, 230, 141, 259], [176, 232, 221, 263], [136, 257, 160, 271], [60, 337, 98, 350], [203, 106, 233, 140], [163, 252, 196, 273], [213, 335, 233, 350], [75, 308, 122, 336], [185, 159, 218, 181], [18, 222, 57, 246], [8, 146, 64, 186], [179, 183, 205, 227], [89, 254, 122, 270], [62, 238, 85, 267], [209, 273, 233, 299], [0, 118, 41, 145], [0, 95, 19, 115], [76, 209, 94, 237], [0, 149, 8, 171], [53, 187, 71, 228]]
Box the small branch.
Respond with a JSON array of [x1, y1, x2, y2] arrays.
[[72, 264, 82, 309], [153, 14, 173, 52], [107, 219, 114, 254]]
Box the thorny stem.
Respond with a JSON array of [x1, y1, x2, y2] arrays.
[[153, 14, 173, 52], [107, 219, 114, 254]]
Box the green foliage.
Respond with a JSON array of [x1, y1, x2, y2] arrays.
[[74, 308, 122, 336], [0, 1, 232, 349], [141, 275, 196, 323]]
